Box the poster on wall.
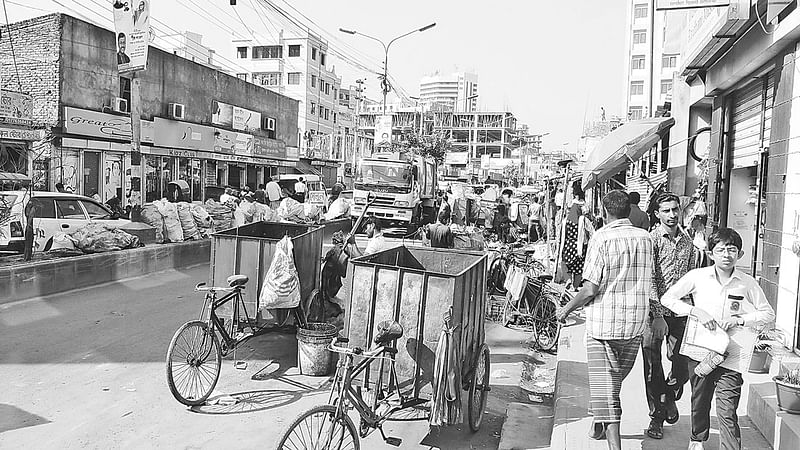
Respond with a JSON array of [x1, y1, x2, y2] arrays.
[[0, 90, 33, 124], [113, 0, 150, 74], [211, 101, 261, 132]]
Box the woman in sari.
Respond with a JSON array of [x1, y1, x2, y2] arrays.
[[559, 185, 594, 290]]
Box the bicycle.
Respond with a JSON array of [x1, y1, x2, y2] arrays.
[[277, 320, 424, 449], [502, 270, 572, 352], [488, 243, 548, 295], [165, 274, 306, 406]]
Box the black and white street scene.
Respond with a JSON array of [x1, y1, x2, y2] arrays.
[[3, 1, 800, 449]]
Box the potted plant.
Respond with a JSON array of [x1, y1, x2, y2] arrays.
[[749, 328, 785, 374], [774, 368, 800, 414]]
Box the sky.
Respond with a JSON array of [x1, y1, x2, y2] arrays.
[[5, 0, 627, 152]]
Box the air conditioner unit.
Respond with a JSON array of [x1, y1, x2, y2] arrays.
[[113, 97, 128, 113], [169, 103, 185, 120], [262, 116, 276, 131]]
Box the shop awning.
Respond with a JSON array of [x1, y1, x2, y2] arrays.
[[0, 171, 30, 182], [581, 117, 674, 190], [295, 159, 323, 177]]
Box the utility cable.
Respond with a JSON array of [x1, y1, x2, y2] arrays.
[[1, 0, 22, 91]]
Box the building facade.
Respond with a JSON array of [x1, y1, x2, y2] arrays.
[[419, 71, 479, 113], [1, 14, 299, 206], [168, 31, 219, 71]]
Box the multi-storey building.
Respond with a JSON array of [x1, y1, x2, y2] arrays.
[[623, 2, 686, 120], [419, 71, 479, 112], [231, 29, 342, 170], [167, 31, 218, 71]]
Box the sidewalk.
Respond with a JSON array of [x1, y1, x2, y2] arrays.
[[551, 315, 772, 449]]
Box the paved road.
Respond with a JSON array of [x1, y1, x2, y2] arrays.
[[0, 242, 548, 449]]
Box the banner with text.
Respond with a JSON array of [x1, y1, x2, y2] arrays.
[[656, 0, 729, 10], [211, 100, 262, 132], [0, 90, 33, 125], [113, 0, 150, 73]]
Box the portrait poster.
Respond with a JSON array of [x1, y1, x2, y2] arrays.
[[113, 0, 150, 73]]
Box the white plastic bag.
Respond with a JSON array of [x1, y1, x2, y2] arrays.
[[259, 236, 301, 310]]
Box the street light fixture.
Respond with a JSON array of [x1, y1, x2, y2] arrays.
[[339, 23, 437, 115]]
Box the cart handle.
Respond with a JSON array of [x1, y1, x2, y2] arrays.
[[195, 282, 235, 293], [328, 337, 396, 359]]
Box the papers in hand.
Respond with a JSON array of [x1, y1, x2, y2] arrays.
[[683, 315, 730, 354], [680, 315, 757, 374]]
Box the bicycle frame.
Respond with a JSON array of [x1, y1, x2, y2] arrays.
[[201, 287, 259, 354]]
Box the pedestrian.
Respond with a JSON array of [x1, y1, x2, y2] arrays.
[[528, 196, 544, 242], [426, 211, 455, 249], [493, 203, 511, 243], [346, 216, 388, 257], [660, 228, 775, 450], [329, 176, 345, 205], [266, 176, 282, 209], [642, 192, 696, 440], [23, 199, 39, 261], [556, 190, 654, 450], [628, 191, 650, 231], [252, 190, 270, 222], [219, 187, 235, 205], [559, 185, 593, 291], [294, 176, 308, 202]]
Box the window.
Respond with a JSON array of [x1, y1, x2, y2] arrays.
[[320, 80, 325, 92], [662, 54, 678, 68], [633, 29, 647, 44], [324, 109, 329, 120], [310, 102, 316, 115], [325, 83, 330, 95], [253, 72, 281, 86], [632, 55, 646, 70], [29, 198, 56, 218], [333, 112, 337, 123], [320, 106, 325, 118], [81, 200, 111, 219], [288, 44, 300, 57], [634, 4, 648, 19], [312, 47, 317, 60], [629, 106, 643, 121], [311, 75, 317, 88], [236, 46, 248, 58], [252, 45, 282, 59], [56, 199, 85, 219], [287, 72, 301, 85], [119, 76, 131, 106], [236, 73, 248, 82], [265, 117, 277, 139], [661, 79, 673, 94], [320, 52, 326, 66], [630, 81, 644, 96]]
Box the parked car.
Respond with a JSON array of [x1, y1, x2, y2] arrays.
[[0, 191, 130, 253], [277, 174, 328, 211]]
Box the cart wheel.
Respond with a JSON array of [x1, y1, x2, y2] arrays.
[[468, 344, 491, 432], [532, 293, 561, 352]]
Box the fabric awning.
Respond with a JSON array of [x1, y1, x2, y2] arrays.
[[581, 117, 675, 190], [295, 159, 323, 177]]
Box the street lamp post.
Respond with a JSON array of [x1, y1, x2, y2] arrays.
[[340, 23, 436, 116]]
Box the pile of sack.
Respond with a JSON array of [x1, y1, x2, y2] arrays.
[[70, 223, 141, 253], [324, 198, 350, 221], [138, 199, 214, 243], [204, 198, 234, 232]]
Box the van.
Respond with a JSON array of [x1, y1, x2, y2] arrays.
[[277, 174, 327, 211], [0, 191, 130, 253]]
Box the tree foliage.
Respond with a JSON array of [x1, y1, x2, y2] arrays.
[[391, 131, 452, 165]]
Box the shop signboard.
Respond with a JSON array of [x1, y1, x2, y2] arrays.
[[0, 126, 43, 141], [286, 146, 299, 160], [656, 0, 729, 9], [0, 90, 33, 124], [211, 100, 261, 132], [213, 128, 237, 154], [253, 136, 287, 159], [153, 117, 214, 150], [112, 0, 150, 73], [63, 107, 154, 143], [445, 152, 469, 165], [234, 133, 253, 156]]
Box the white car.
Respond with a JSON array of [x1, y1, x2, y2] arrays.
[[0, 191, 130, 253]]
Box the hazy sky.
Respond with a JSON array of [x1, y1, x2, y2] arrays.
[[7, 0, 627, 151]]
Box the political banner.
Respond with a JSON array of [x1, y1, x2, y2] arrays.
[[211, 100, 262, 132], [113, 0, 150, 73]]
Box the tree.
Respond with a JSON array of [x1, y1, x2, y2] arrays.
[[503, 162, 521, 186], [392, 131, 452, 164]]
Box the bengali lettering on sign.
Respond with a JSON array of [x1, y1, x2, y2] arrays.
[[0, 90, 33, 121], [655, 0, 729, 10], [252, 136, 287, 159], [0, 126, 43, 141], [211, 100, 261, 132]]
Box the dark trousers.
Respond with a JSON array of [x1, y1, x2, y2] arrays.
[[528, 220, 542, 242], [687, 361, 742, 449], [641, 315, 690, 422]]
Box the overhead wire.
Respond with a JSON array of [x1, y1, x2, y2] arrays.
[[1, 0, 22, 91]]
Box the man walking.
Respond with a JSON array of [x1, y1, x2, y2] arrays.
[[628, 191, 650, 230], [556, 190, 653, 450], [266, 176, 282, 209], [643, 192, 696, 440], [528, 196, 544, 242]]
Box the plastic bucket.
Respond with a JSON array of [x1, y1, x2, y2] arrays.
[[297, 322, 338, 376], [774, 376, 800, 414]]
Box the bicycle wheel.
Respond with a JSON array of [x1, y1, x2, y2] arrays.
[[488, 257, 508, 295], [532, 293, 561, 352], [166, 320, 221, 406], [277, 404, 360, 450], [468, 343, 491, 432]]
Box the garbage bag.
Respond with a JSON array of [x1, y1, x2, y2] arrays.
[[140, 203, 165, 243], [303, 203, 321, 223], [204, 198, 234, 232], [277, 197, 306, 223], [155, 199, 184, 243], [190, 204, 212, 239], [71, 223, 140, 253], [49, 232, 77, 251], [324, 198, 351, 221], [176, 202, 199, 240], [259, 236, 301, 310]]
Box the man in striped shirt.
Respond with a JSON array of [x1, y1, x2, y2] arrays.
[[557, 190, 653, 450]]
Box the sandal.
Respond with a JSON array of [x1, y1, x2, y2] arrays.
[[588, 421, 606, 440], [646, 420, 663, 439]]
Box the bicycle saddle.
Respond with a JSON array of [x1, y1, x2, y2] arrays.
[[373, 320, 404, 345], [227, 274, 249, 288]]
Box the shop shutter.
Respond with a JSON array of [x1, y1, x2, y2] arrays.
[[729, 76, 772, 168]]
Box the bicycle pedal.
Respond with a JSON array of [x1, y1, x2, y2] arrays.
[[384, 437, 402, 446]]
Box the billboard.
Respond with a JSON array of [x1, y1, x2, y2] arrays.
[[375, 115, 392, 146], [0, 90, 33, 124], [655, 0, 729, 10], [113, 0, 150, 73], [211, 100, 262, 132]]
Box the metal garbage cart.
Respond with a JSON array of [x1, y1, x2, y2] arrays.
[[344, 245, 491, 430]]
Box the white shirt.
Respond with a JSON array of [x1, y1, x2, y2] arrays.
[[554, 192, 564, 207], [266, 181, 281, 201], [294, 181, 307, 193], [219, 193, 234, 204], [365, 232, 388, 255], [660, 266, 775, 328]]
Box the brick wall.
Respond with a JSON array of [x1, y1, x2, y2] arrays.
[[0, 14, 61, 127]]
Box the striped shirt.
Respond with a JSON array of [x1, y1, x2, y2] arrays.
[[582, 218, 653, 340], [649, 224, 696, 318]]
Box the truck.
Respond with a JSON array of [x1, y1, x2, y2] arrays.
[[351, 150, 438, 230]]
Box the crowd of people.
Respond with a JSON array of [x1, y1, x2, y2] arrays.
[[553, 189, 775, 450]]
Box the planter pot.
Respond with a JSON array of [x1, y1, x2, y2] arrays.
[[748, 350, 772, 374], [773, 376, 800, 414]]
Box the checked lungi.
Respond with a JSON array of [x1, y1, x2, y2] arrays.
[[586, 335, 642, 423]]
